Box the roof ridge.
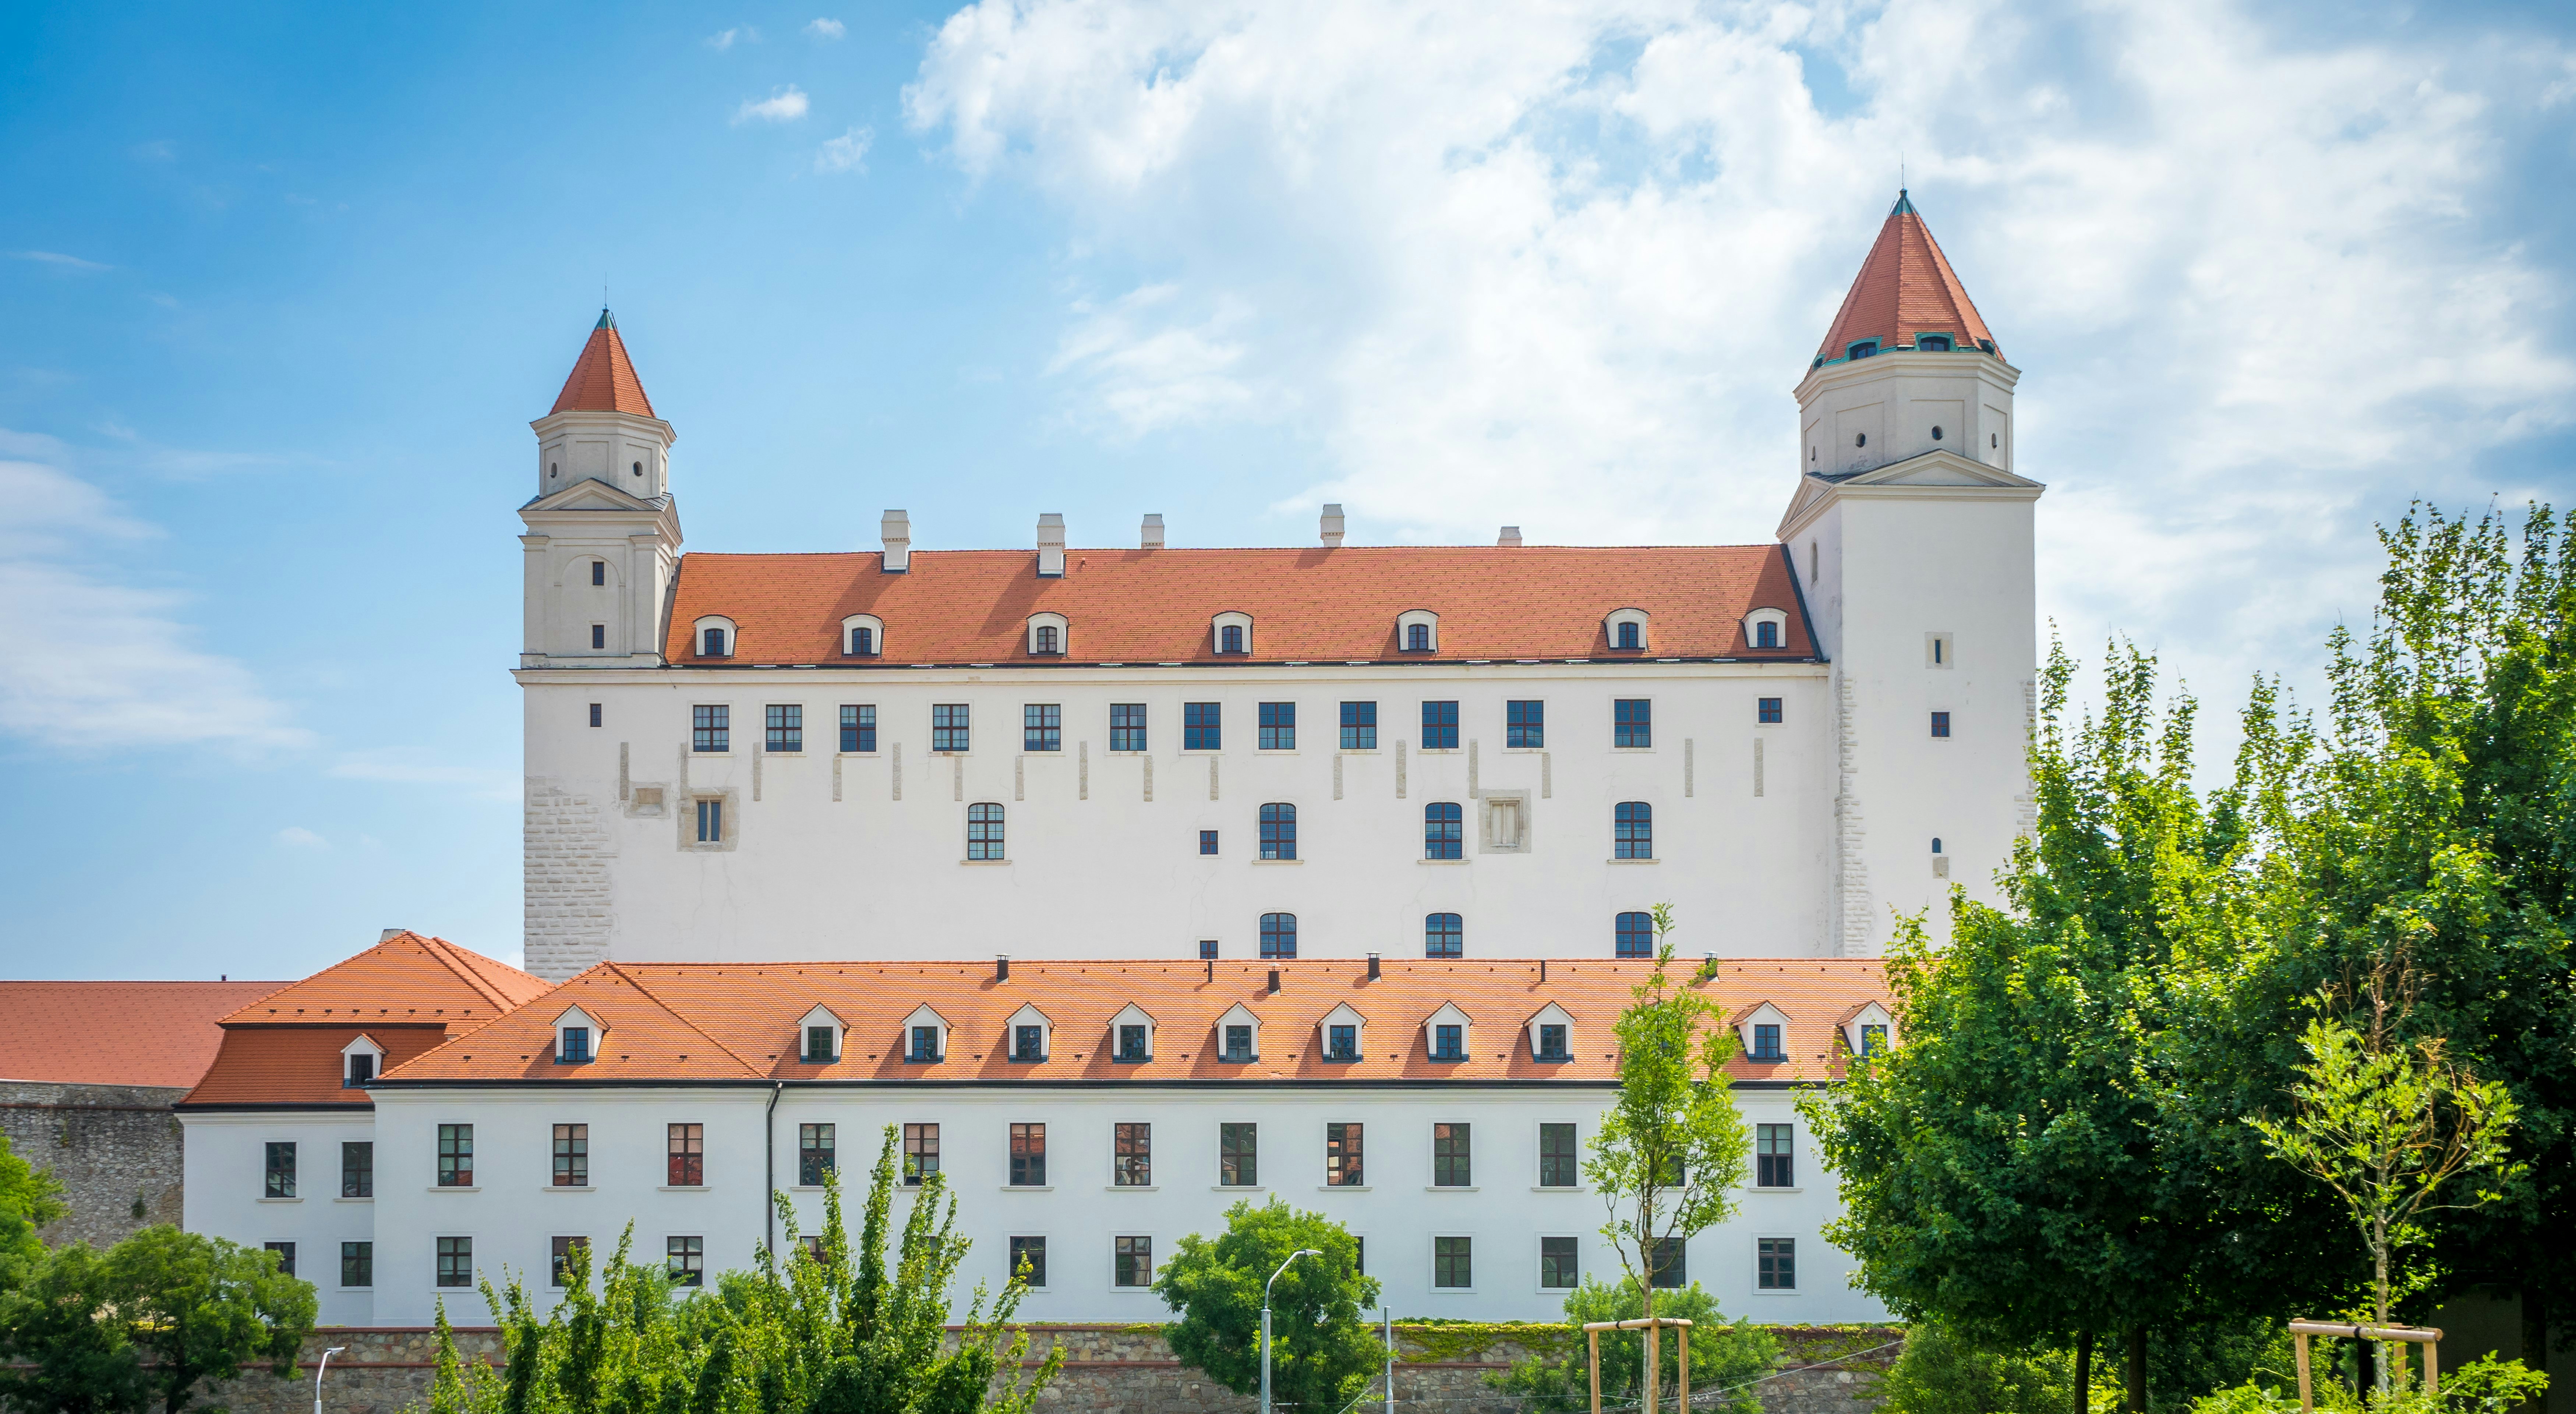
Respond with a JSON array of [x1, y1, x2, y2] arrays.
[[600, 962, 765, 1076], [414, 935, 522, 1012]]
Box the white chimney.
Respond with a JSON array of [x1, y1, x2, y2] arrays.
[[379, 928, 406, 942], [1037, 513, 1067, 577], [881, 510, 911, 573], [1498, 526, 1523, 547], [1141, 513, 1165, 549], [1320, 503, 1346, 547]]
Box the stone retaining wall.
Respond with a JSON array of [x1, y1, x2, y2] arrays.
[[0, 1081, 187, 1248], [198, 1323, 1901, 1414]]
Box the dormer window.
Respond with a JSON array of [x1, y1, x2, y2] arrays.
[[1026, 612, 1068, 657], [796, 1005, 845, 1063], [842, 614, 884, 658], [1216, 1003, 1260, 1063], [852, 626, 873, 654], [1843, 1001, 1896, 1058], [1738, 1002, 1791, 1062], [1396, 609, 1439, 654], [1224, 1026, 1253, 1061], [1604, 607, 1650, 653], [1319, 1003, 1365, 1062], [1743, 607, 1789, 653], [1526, 1002, 1574, 1062], [1035, 625, 1059, 653], [1007, 1003, 1051, 1063], [1119, 1026, 1148, 1061], [1538, 1024, 1568, 1060], [1861, 1024, 1888, 1055], [1407, 624, 1431, 651], [1424, 1002, 1471, 1062], [559, 1028, 590, 1064], [1222, 625, 1243, 653], [1847, 339, 1879, 360], [1212, 611, 1254, 655], [1756, 622, 1778, 648], [1916, 334, 1953, 352], [1110, 1003, 1155, 1063], [693, 616, 737, 660], [804, 1026, 834, 1062], [340, 1034, 385, 1089], [1751, 1024, 1783, 1061], [901, 1004, 950, 1064], [1616, 622, 1639, 649]]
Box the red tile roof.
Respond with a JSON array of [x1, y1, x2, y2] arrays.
[[1814, 192, 1998, 363], [383, 958, 1887, 1086], [218, 932, 550, 1027], [664, 545, 1815, 666], [0, 982, 280, 1088], [549, 310, 657, 418], [182, 1026, 459, 1109]]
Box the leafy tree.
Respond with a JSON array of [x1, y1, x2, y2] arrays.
[[1154, 1198, 1379, 1412], [1869, 1320, 2075, 1414], [1487, 1278, 1777, 1414], [0, 1241, 149, 1414], [0, 1132, 66, 1267], [102, 1226, 316, 1414]]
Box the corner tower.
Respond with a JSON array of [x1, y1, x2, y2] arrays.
[[519, 310, 681, 667], [1778, 193, 2042, 955]]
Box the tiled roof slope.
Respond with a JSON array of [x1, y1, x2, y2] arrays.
[[663, 545, 1816, 666], [383, 958, 1886, 1086], [1814, 192, 1999, 363], [219, 932, 549, 1028], [0, 981, 279, 1087], [182, 1026, 459, 1109], [549, 309, 657, 418]]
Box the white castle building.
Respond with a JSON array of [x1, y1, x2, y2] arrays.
[[180, 193, 2038, 1329]]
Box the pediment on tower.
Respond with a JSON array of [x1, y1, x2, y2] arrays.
[[1778, 449, 2043, 539], [521, 478, 666, 515]]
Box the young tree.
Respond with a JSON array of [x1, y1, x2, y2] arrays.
[[1488, 1278, 1778, 1414], [100, 1226, 316, 1414], [0, 1241, 149, 1414], [1155, 1197, 1379, 1411], [1586, 905, 1750, 1411]]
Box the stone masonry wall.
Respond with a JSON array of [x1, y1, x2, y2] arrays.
[[199, 1323, 1902, 1414], [524, 780, 614, 982], [0, 1081, 187, 1248]]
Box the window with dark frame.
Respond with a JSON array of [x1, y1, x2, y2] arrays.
[[591, 624, 605, 649], [1109, 703, 1147, 752], [668, 1124, 704, 1186], [1615, 911, 1654, 958], [667, 1236, 704, 1287], [1033, 623, 1060, 654], [1117, 1024, 1149, 1063], [1259, 701, 1295, 749], [263, 1142, 295, 1198], [1219, 624, 1245, 654], [342, 1141, 372, 1198], [551, 1235, 589, 1288], [902, 1124, 940, 1185], [558, 1026, 591, 1063], [1755, 620, 1780, 649], [766, 704, 802, 753], [1434, 1236, 1472, 1287], [968, 803, 1006, 860], [1539, 1123, 1578, 1187], [1220, 1122, 1258, 1186], [1424, 911, 1462, 958], [841, 704, 875, 753], [341, 1241, 372, 1288], [1114, 1122, 1151, 1186], [693, 704, 728, 753], [1614, 801, 1653, 858], [1931, 711, 1951, 738], [1431, 1024, 1465, 1061], [1432, 1123, 1470, 1187], [1010, 1236, 1047, 1287], [1649, 1237, 1686, 1288], [1424, 803, 1463, 860], [1025, 704, 1061, 752], [1339, 701, 1377, 749], [1506, 699, 1544, 748], [1326, 1024, 1358, 1061], [1757, 1123, 1795, 1187], [701, 626, 727, 657], [1758, 696, 1783, 724], [553, 1124, 588, 1187], [804, 1025, 836, 1063], [1420, 700, 1459, 749], [436, 1236, 472, 1287], [1540, 1236, 1578, 1288], [932, 704, 970, 753], [1325, 1122, 1363, 1186], [587, 703, 601, 728], [1751, 1023, 1784, 1061], [1259, 803, 1297, 860], [1010, 1123, 1046, 1186], [1614, 699, 1652, 748], [799, 1123, 835, 1185], [695, 798, 723, 845], [1757, 1237, 1796, 1289], [1014, 1024, 1045, 1062], [1199, 940, 1219, 960], [1183, 702, 1220, 750], [1861, 1023, 1889, 1056], [1115, 1236, 1153, 1287], [909, 1025, 943, 1063], [591, 561, 605, 586], [1259, 912, 1297, 959], [265, 1241, 295, 1277], [1199, 830, 1218, 855], [344, 1050, 374, 1088], [848, 625, 875, 656], [1406, 622, 1432, 653], [1536, 1023, 1569, 1060], [437, 1125, 472, 1187], [1223, 1025, 1255, 1062], [1616, 620, 1640, 649]]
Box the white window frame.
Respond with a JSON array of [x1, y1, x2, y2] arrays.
[[691, 615, 738, 658], [1214, 1003, 1261, 1062], [900, 1004, 951, 1063], [1422, 1001, 1472, 1061], [1026, 612, 1069, 657], [1395, 608, 1440, 652], [797, 1005, 845, 1063], [1741, 606, 1789, 651], [1006, 1003, 1052, 1063], [1603, 607, 1650, 651], [841, 613, 884, 657], [1317, 1003, 1366, 1061], [1108, 1003, 1156, 1063], [1211, 611, 1254, 655], [1524, 1003, 1575, 1061]]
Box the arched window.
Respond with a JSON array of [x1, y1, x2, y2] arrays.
[[1931, 837, 1943, 854], [1615, 621, 1640, 650], [1259, 803, 1297, 861], [701, 626, 728, 657], [632, 460, 644, 476], [1615, 911, 1653, 958], [1847, 339, 1878, 360], [1425, 912, 1462, 959], [1034, 624, 1060, 654], [1260, 913, 1297, 959], [967, 803, 1005, 860], [850, 626, 874, 655], [1424, 802, 1463, 859], [1614, 801, 1653, 859], [1406, 623, 1431, 652], [1755, 621, 1779, 649], [1220, 624, 1244, 654]]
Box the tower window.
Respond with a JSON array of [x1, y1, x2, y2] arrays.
[[550, 463, 558, 478], [1424, 802, 1462, 859], [968, 802, 1006, 860], [1932, 425, 1944, 440], [1854, 432, 1867, 448], [1614, 801, 1653, 859], [1848, 340, 1877, 360], [1424, 912, 1462, 958], [1199, 830, 1218, 855], [631, 460, 642, 476], [1758, 697, 1782, 724], [1993, 432, 2000, 448], [1198, 939, 1219, 959], [1260, 912, 1297, 959], [587, 703, 601, 728], [1932, 837, 1944, 853], [1260, 803, 1297, 860], [1755, 621, 1779, 649], [590, 624, 605, 649], [591, 561, 605, 586], [1932, 712, 1951, 738], [1918, 335, 1953, 352], [1615, 911, 1653, 958]]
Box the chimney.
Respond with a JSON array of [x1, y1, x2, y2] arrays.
[[1540, 958, 1548, 983], [881, 510, 911, 573], [996, 955, 1010, 982], [379, 928, 406, 942], [1366, 952, 1381, 981], [1267, 968, 1281, 994], [1036, 513, 1066, 577], [1498, 526, 1523, 547], [1319, 504, 1346, 547], [1205, 957, 1215, 983], [1141, 513, 1165, 549]]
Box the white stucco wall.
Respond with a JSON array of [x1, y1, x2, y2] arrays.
[[180, 1111, 381, 1328]]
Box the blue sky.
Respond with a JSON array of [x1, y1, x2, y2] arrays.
[[4, 0, 2572, 980]]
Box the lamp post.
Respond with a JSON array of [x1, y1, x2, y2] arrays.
[[1261, 1248, 1322, 1414], [312, 1346, 347, 1414]]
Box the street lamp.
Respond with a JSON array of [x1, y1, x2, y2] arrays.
[[312, 1346, 347, 1414], [1260, 1248, 1322, 1414]]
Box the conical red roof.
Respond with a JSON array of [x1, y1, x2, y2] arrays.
[[550, 309, 658, 417], [1813, 192, 1998, 364]]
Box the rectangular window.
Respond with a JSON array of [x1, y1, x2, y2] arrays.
[[1117, 1024, 1149, 1062], [1614, 698, 1652, 748], [1757, 1124, 1795, 1188], [551, 1235, 588, 1288], [1024, 704, 1061, 752], [1010, 1236, 1047, 1288], [1540, 1236, 1578, 1288], [910, 1025, 943, 1062], [1538, 1123, 1578, 1188], [1931, 711, 1951, 738], [903, 1124, 941, 1185], [765, 704, 802, 752], [553, 1124, 588, 1187], [1420, 700, 1459, 750], [1199, 830, 1219, 855], [1115, 1236, 1153, 1287], [841, 704, 876, 753], [932, 703, 969, 753], [265, 1241, 295, 1277], [436, 1236, 473, 1288], [1860, 1023, 1888, 1056], [345, 1052, 374, 1089], [799, 1123, 835, 1185], [1183, 701, 1221, 750], [1615, 911, 1654, 958], [1220, 1122, 1258, 1186], [1223, 1025, 1255, 1062], [1506, 699, 1544, 748], [693, 704, 728, 752], [1339, 701, 1376, 750], [263, 1141, 296, 1199], [1650, 1236, 1686, 1288], [1757, 696, 1782, 724], [342, 1141, 373, 1198], [340, 1241, 372, 1288], [967, 803, 1005, 861], [588, 702, 601, 728], [1114, 1122, 1151, 1186], [1259, 913, 1297, 959], [437, 1125, 472, 1187], [1258, 701, 1296, 750], [1432, 1024, 1464, 1061], [1325, 1122, 1363, 1186], [1432, 1123, 1471, 1187], [667, 1236, 704, 1288], [1014, 1024, 1045, 1061], [591, 624, 605, 650], [1423, 804, 1462, 860], [1110, 703, 1147, 752], [695, 798, 723, 844], [1259, 806, 1296, 861], [558, 1026, 590, 1063], [1536, 1023, 1568, 1060], [1434, 1236, 1472, 1288], [1199, 939, 1219, 960], [1757, 1237, 1796, 1290], [667, 1124, 705, 1186], [1752, 1024, 1783, 1061], [1010, 1123, 1046, 1187], [804, 1025, 836, 1063], [1326, 1024, 1357, 1061]]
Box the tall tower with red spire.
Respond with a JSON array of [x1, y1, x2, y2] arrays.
[[1777, 194, 2043, 956], [517, 309, 682, 669]]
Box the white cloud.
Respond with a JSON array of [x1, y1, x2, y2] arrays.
[[0, 452, 306, 754], [328, 749, 517, 800], [815, 126, 873, 173], [735, 84, 811, 125], [276, 826, 328, 849], [10, 251, 109, 271], [907, 0, 2576, 738], [705, 26, 757, 50], [806, 17, 845, 39]]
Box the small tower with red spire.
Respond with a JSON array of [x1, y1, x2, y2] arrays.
[[1777, 193, 2043, 957], [517, 309, 682, 669]]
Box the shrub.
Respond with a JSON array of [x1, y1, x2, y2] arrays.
[[1488, 1278, 1777, 1414]]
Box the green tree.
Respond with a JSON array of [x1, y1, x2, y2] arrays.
[[1487, 1279, 1777, 1414], [1154, 1197, 1379, 1412], [0, 1241, 149, 1414], [1870, 1321, 2075, 1414], [0, 1131, 67, 1266], [102, 1226, 316, 1414]]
